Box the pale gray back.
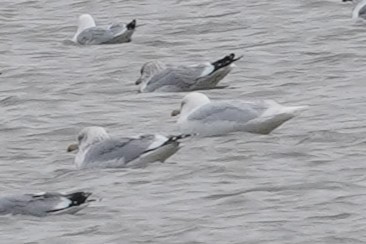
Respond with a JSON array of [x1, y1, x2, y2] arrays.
[[77, 26, 132, 45], [83, 135, 158, 167], [188, 101, 268, 123], [0, 192, 66, 217], [144, 65, 207, 92]]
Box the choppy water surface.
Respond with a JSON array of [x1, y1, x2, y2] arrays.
[[1, 0, 366, 243]]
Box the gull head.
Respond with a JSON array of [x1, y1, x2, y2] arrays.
[[171, 92, 210, 118], [78, 14, 96, 31], [135, 60, 166, 86], [67, 126, 110, 152], [72, 14, 96, 42]]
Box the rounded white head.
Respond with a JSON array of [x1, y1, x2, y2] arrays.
[[72, 14, 96, 42], [171, 92, 211, 119], [76, 126, 110, 151]]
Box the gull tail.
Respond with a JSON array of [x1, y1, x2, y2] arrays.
[[262, 100, 308, 118], [279, 105, 308, 115], [132, 134, 192, 167], [211, 53, 243, 72], [65, 192, 93, 207], [47, 191, 93, 215], [245, 103, 308, 135], [126, 19, 136, 30]]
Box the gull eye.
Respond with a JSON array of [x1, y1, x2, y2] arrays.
[[78, 134, 84, 142], [140, 64, 147, 75]]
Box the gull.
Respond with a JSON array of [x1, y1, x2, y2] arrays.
[[67, 126, 190, 169], [135, 53, 242, 92], [171, 92, 307, 136], [72, 14, 136, 45], [0, 191, 92, 216]]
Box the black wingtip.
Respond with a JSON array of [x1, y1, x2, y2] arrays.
[[67, 192, 92, 206], [167, 134, 193, 142], [160, 134, 192, 147], [127, 19, 136, 30], [211, 53, 242, 72]]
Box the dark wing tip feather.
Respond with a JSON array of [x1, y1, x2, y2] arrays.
[[127, 19, 136, 30], [45, 191, 93, 214], [167, 134, 193, 142], [211, 53, 243, 72], [156, 134, 192, 147], [66, 191, 92, 206]]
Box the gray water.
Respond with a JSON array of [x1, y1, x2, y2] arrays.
[[1, 0, 366, 243]]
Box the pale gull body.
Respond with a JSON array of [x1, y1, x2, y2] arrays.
[[72, 14, 136, 45], [135, 53, 242, 93], [0, 191, 92, 217], [171, 92, 307, 137], [342, 0, 366, 19], [67, 126, 189, 169]]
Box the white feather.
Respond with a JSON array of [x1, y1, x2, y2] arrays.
[[199, 63, 214, 78], [33, 192, 46, 197], [53, 197, 71, 211], [146, 135, 168, 150]]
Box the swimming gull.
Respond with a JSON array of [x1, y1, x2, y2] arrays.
[[135, 53, 242, 93], [171, 92, 308, 136], [67, 126, 190, 169], [0, 191, 92, 217], [342, 0, 366, 19], [72, 14, 136, 45]]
